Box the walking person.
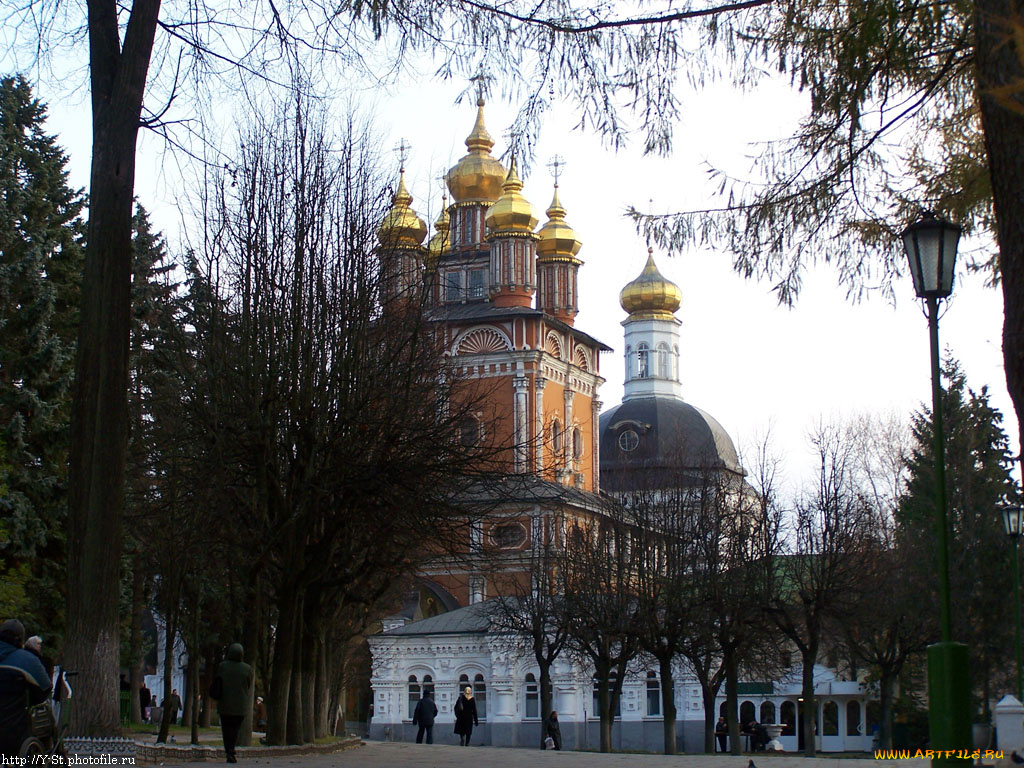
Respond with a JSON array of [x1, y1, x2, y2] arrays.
[[411, 690, 437, 744], [164, 689, 183, 725], [544, 710, 561, 750], [210, 643, 252, 764], [139, 682, 152, 723], [453, 686, 479, 746]]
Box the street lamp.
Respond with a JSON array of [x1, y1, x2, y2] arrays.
[[901, 211, 971, 767], [1000, 505, 1023, 701]]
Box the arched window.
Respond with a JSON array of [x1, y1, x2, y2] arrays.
[[646, 671, 661, 717], [408, 675, 421, 719], [673, 345, 680, 381], [847, 701, 861, 736], [525, 673, 539, 719], [624, 345, 633, 379], [572, 427, 583, 459], [823, 700, 839, 736], [740, 700, 755, 727], [760, 701, 776, 725], [637, 343, 650, 379], [781, 700, 796, 735], [474, 673, 487, 719], [551, 420, 563, 453], [458, 416, 480, 447], [592, 673, 620, 719], [657, 342, 670, 379]]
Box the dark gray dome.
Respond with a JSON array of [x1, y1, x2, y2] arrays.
[[599, 397, 743, 492]]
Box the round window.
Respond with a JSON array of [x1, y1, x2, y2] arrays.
[[618, 429, 639, 452], [491, 522, 527, 549]]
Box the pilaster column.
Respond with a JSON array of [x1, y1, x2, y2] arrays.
[[563, 387, 574, 468], [534, 377, 546, 472], [592, 398, 602, 493], [514, 376, 529, 471]]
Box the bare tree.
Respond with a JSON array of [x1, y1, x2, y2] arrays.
[[770, 421, 876, 757], [184, 94, 506, 745], [623, 466, 711, 755], [834, 414, 932, 750], [488, 513, 573, 749], [562, 511, 641, 753]]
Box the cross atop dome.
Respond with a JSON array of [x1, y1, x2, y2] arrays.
[[547, 154, 566, 186], [469, 65, 492, 106], [393, 138, 411, 171]]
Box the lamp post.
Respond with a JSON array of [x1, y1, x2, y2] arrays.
[[1001, 505, 1023, 701], [901, 211, 971, 767]]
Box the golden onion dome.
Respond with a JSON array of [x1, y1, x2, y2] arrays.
[[444, 97, 507, 203], [536, 185, 581, 258], [619, 248, 682, 318], [485, 158, 538, 235], [426, 199, 451, 264], [378, 170, 427, 248]]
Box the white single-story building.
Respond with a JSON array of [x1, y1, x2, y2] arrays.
[[367, 602, 876, 752]]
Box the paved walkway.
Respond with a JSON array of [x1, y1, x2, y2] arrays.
[[168, 741, 935, 768]]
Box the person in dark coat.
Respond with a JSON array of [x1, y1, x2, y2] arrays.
[[411, 690, 437, 744], [163, 689, 182, 725], [0, 619, 51, 758], [139, 683, 152, 721], [716, 716, 728, 752], [210, 644, 252, 764], [544, 710, 561, 750], [453, 686, 479, 746]]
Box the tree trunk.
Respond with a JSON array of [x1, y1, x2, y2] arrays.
[[199, 647, 214, 728], [658, 654, 676, 755], [701, 682, 719, 753], [128, 556, 145, 724], [879, 673, 895, 750], [189, 653, 200, 745], [300, 607, 317, 744], [801, 646, 817, 757], [975, 0, 1024, 492], [314, 633, 330, 739], [157, 613, 177, 743], [238, 595, 260, 747], [287, 599, 306, 745], [596, 663, 612, 753], [539, 662, 553, 750], [66, 0, 161, 738], [725, 651, 741, 755], [266, 587, 298, 745]]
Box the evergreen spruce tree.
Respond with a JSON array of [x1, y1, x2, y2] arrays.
[[897, 358, 1020, 716], [0, 75, 85, 638]]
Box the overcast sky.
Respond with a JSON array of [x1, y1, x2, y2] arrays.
[[23, 67, 1017, 499]]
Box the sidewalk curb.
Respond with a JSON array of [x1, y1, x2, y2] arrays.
[[135, 736, 362, 764]]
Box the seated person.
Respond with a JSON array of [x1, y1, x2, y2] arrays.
[[0, 619, 52, 757]]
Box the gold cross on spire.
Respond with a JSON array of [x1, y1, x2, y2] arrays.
[[469, 65, 491, 104], [547, 155, 566, 186], [394, 138, 411, 171]]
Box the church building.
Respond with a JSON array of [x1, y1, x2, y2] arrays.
[[366, 97, 875, 753]]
